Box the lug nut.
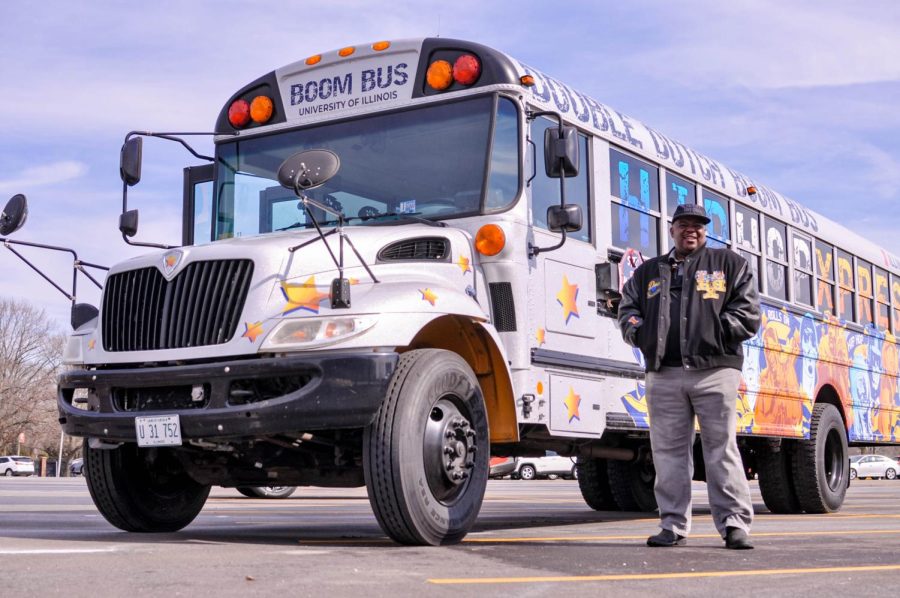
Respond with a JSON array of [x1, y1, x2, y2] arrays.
[[443, 446, 455, 455]]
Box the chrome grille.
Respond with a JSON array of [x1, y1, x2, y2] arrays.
[[102, 259, 253, 352]]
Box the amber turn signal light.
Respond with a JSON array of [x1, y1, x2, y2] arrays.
[[475, 224, 506, 256], [250, 96, 274, 124], [426, 60, 453, 90]]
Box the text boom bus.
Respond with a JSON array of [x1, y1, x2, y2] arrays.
[[45, 38, 900, 544]]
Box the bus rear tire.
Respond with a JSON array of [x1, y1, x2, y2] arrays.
[[84, 440, 210, 532], [792, 403, 848, 513], [757, 442, 801, 514], [607, 457, 657, 512], [576, 457, 617, 511], [363, 349, 489, 546]]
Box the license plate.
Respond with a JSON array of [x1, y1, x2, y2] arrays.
[[135, 414, 182, 447]]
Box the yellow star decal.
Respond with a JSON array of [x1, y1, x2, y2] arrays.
[[564, 386, 581, 423], [165, 254, 178, 268], [556, 275, 580, 324], [242, 321, 264, 343], [456, 254, 472, 275], [87, 339, 96, 351], [419, 288, 438, 306], [536, 328, 545, 345], [281, 276, 330, 315], [348, 277, 360, 285]]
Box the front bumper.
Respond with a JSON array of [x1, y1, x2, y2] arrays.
[[58, 351, 398, 442]]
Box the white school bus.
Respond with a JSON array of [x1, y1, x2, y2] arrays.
[[42, 38, 900, 545]]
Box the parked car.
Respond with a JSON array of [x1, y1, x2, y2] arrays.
[[512, 451, 577, 480], [849, 455, 899, 480], [489, 457, 518, 479], [236, 486, 297, 499], [69, 458, 84, 476], [0, 456, 35, 477]]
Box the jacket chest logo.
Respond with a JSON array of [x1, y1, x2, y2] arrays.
[[647, 278, 661, 298], [695, 269, 726, 299]]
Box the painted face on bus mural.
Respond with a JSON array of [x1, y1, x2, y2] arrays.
[[670, 218, 707, 255], [799, 316, 819, 401]]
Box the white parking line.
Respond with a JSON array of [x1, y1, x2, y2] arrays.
[[0, 547, 121, 555]]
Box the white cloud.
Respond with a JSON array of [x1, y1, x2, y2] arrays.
[[0, 161, 87, 194]]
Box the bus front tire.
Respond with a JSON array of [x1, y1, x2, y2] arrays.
[[363, 349, 489, 546], [576, 457, 618, 511], [792, 403, 848, 513], [757, 442, 801, 514], [84, 440, 210, 532]]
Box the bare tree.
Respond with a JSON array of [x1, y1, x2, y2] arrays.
[[0, 297, 66, 457]]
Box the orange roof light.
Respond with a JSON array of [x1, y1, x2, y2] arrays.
[[372, 41, 391, 51], [475, 224, 506, 256], [747, 186, 758, 195], [426, 60, 453, 90], [228, 99, 251, 128], [453, 54, 481, 85], [520, 75, 535, 87], [250, 95, 274, 124], [305, 54, 322, 66], [338, 46, 355, 57]]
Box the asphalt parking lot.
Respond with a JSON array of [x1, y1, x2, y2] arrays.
[[2, 477, 899, 597]]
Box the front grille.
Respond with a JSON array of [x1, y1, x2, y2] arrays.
[[489, 282, 517, 332], [377, 237, 449, 261], [102, 259, 253, 352]]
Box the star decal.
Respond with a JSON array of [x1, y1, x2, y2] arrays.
[[242, 321, 264, 343], [281, 276, 330, 315], [556, 275, 580, 324], [536, 328, 546, 346], [456, 254, 472, 275], [165, 254, 178, 268], [419, 288, 438, 306], [564, 386, 581, 423], [87, 339, 96, 351]]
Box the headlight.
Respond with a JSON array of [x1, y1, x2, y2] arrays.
[[63, 336, 84, 365], [260, 316, 375, 351]]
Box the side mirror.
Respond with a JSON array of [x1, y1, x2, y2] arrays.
[[544, 125, 579, 178], [71, 303, 99, 330], [120, 137, 143, 186], [547, 204, 583, 233], [0, 194, 28, 235], [277, 149, 340, 194], [119, 209, 139, 237]]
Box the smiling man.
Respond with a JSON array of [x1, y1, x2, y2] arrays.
[[618, 203, 761, 550]]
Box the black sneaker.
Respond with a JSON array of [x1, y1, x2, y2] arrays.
[[725, 526, 754, 550], [646, 529, 687, 547]]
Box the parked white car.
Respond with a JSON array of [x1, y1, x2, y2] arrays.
[[512, 451, 577, 480], [849, 455, 899, 480], [0, 456, 35, 477]]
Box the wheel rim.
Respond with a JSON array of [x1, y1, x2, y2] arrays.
[[423, 396, 478, 504], [888, 469, 896, 480], [520, 466, 535, 480], [823, 427, 845, 491]]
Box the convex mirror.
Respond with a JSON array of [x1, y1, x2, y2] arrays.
[[0, 194, 28, 235]]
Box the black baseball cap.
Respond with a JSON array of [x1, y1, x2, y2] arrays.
[[672, 203, 711, 224]]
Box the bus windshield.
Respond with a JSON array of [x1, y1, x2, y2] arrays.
[[212, 95, 519, 240]]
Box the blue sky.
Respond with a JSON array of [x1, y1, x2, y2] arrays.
[[2, 0, 899, 328]]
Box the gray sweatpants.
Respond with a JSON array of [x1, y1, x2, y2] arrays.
[[645, 366, 753, 537]]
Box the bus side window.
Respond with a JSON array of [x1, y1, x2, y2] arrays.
[[815, 240, 836, 316], [735, 204, 761, 291], [530, 117, 590, 242], [609, 148, 659, 256], [702, 190, 730, 249], [665, 172, 695, 218], [874, 267, 890, 331], [192, 180, 213, 244], [764, 219, 788, 301], [836, 249, 855, 322], [856, 259, 874, 328], [891, 273, 900, 331], [791, 233, 814, 307]]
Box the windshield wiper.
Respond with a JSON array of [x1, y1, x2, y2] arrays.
[[365, 212, 446, 227]]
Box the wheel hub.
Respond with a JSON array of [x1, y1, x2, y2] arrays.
[[424, 398, 478, 502]]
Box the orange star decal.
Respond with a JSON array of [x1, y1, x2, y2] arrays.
[[456, 254, 472, 275], [87, 339, 96, 351], [536, 328, 546, 346], [564, 386, 581, 423], [281, 276, 330, 315], [419, 288, 438, 306], [242, 321, 264, 343], [165, 255, 178, 268], [556, 275, 580, 324]]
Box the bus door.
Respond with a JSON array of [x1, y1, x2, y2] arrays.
[[527, 117, 605, 438]]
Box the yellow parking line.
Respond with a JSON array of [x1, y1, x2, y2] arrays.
[[428, 564, 900, 585], [462, 528, 900, 543]]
